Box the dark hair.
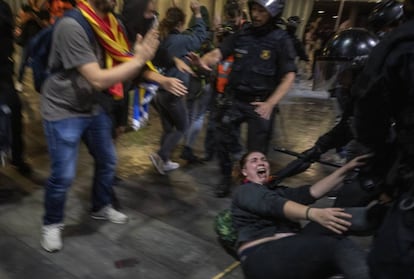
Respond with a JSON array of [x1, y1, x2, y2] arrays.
[[121, 0, 153, 42], [159, 7, 186, 40]]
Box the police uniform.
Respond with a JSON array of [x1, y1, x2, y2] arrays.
[[352, 18, 414, 278], [215, 21, 296, 193]]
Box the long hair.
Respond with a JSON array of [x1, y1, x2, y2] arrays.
[[121, 0, 152, 43], [159, 7, 185, 40]]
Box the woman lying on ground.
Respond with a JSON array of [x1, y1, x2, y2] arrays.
[[231, 151, 370, 279]]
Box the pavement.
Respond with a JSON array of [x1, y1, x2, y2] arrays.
[[0, 69, 371, 279]]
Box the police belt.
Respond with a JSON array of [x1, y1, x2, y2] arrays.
[[232, 90, 271, 103]]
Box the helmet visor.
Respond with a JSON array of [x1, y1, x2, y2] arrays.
[[313, 58, 354, 91]]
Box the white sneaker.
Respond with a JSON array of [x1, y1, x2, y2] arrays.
[[163, 160, 180, 172], [41, 223, 64, 252], [91, 205, 128, 224], [15, 82, 23, 92], [149, 153, 165, 175]]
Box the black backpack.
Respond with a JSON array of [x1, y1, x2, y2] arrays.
[[27, 9, 95, 93]]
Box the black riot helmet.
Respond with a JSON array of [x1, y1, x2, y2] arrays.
[[314, 28, 379, 93], [248, 0, 285, 18], [368, 0, 404, 33]]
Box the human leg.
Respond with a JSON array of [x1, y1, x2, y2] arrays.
[[241, 235, 338, 279], [0, 83, 31, 174], [243, 101, 274, 154], [82, 111, 117, 212], [215, 104, 244, 197], [334, 238, 370, 279], [156, 92, 188, 164], [182, 84, 213, 162], [41, 117, 86, 252]]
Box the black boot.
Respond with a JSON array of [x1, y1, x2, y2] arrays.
[[180, 146, 202, 164], [215, 176, 232, 198], [11, 160, 32, 177]]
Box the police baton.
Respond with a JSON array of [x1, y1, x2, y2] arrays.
[[273, 147, 342, 168]]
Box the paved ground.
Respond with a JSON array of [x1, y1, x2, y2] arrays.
[[0, 67, 371, 279]]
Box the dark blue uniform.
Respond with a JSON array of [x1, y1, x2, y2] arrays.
[[215, 23, 296, 194]]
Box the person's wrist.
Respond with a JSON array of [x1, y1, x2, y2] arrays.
[[305, 207, 312, 221], [134, 56, 146, 68]]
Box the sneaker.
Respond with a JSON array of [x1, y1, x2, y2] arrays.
[[149, 153, 165, 175], [163, 160, 180, 172], [41, 223, 64, 252], [91, 205, 128, 224], [15, 82, 23, 92]]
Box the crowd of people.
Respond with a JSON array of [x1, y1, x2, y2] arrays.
[[1, 0, 414, 278]]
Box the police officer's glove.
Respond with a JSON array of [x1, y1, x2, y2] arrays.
[[301, 145, 323, 163]]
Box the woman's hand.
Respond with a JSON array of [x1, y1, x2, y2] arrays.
[[187, 49, 223, 72], [173, 57, 196, 76], [308, 207, 352, 234], [159, 76, 188, 96], [190, 0, 201, 15], [342, 154, 373, 172]]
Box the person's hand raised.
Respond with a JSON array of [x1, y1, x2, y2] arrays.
[[133, 29, 160, 64], [190, 0, 201, 15]]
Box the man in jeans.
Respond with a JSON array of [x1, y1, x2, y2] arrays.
[[40, 0, 159, 252]]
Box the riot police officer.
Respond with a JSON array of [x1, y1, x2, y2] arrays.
[[286, 1, 405, 207], [279, 28, 381, 209], [352, 0, 414, 277], [189, 0, 296, 197]]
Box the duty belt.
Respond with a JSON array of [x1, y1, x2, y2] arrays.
[[234, 92, 270, 103]]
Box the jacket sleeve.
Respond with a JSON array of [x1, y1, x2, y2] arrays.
[[234, 184, 289, 219], [182, 17, 207, 52]]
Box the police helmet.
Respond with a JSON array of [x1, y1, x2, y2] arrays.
[[248, 0, 285, 18], [321, 28, 379, 66], [368, 0, 403, 32], [314, 28, 379, 92]]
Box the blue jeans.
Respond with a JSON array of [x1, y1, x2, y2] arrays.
[[184, 79, 213, 147], [42, 111, 116, 225]]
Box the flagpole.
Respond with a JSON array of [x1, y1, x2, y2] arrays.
[[335, 0, 346, 31]]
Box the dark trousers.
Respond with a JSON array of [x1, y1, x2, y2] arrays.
[[153, 90, 188, 162], [204, 93, 243, 158], [0, 82, 25, 164], [368, 193, 414, 279], [216, 99, 275, 176], [241, 234, 369, 279]]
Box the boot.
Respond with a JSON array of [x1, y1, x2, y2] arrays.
[[180, 146, 202, 164], [215, 176, 232, 198]]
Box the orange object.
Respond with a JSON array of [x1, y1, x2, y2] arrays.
[[216, 55, 234, 94]]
